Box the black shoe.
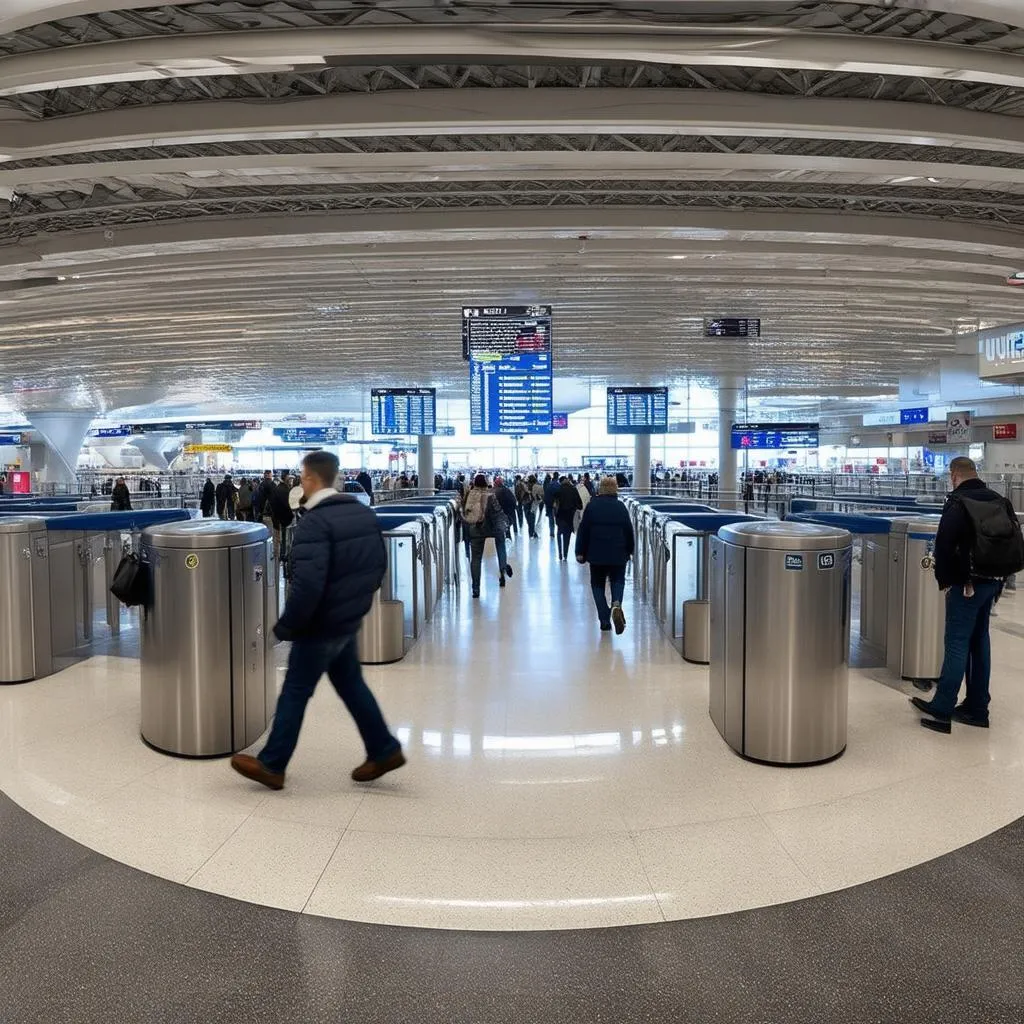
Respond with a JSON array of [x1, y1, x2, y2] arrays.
[[499, 576, 506, 588], [504, 564, 513, 578], [912, 679, 935, 692], [600, 623, 612, 632], [472, 589, 480, 599], [910, 696, 950, 721], [611, 604, 626, 635], [951, 704, 990, 728], [920, 717, 952, 734]]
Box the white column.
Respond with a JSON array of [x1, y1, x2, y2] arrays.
[[634, 433, 651, 494], [718, 376, 744, 507], [24, 410, 94, 487], [417, 435, 434, 494]]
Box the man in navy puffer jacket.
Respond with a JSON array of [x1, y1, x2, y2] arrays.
[[575, 475, 635, 634], [231, 450, 404, 790]]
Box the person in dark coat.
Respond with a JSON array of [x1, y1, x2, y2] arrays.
[[215, 474, 235, 519], [200, 477, 215, 517], [110, 476, 132, 512], [230, 450, 404, 790], [356, 469, 374, 505], [493, 476, 518, 538], [270, 476, 296, 567], [554, 476, 583, 562], [576, 475, 635, 633], [543, 472, 560, 538]]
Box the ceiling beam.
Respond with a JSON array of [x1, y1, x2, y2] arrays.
[[3, 24, 1024, 98], [3, 89, 1024, 161]]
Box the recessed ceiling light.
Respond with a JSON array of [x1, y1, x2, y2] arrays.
[[667, 255, 688, 260], [890, 176, 920, 184]]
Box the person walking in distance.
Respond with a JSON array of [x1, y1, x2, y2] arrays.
[[110, 476, 132, 512], [911, 456, 1024, 732], [543, 472, 560, 539], [525, 474, 543, 539], [554, 475, 583, 561], [462, 473, 513, 598], [200, 476, 216, 518], [493, 475, 519, 539], [215, 474, 236, 520], [576, 476, 635, 633], [231, 450, 405, 789]]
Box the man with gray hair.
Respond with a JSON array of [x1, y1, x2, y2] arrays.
[[575, 475, 635, 634], [912, 456, 1024, 732]]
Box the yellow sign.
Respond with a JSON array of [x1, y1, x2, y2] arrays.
[[184, 443, 233, 453], [184, 553, 200, 570]]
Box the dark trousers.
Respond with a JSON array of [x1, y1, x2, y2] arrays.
[[258, 635, 400, 774], [590, 564, 627, 627], [545, 504, 556, 536], [931, 581, 1001, 716], [516, 503, 525, 527], [525, 507, 538, 537], [557, 521, 574, 559], [469, 530, 508, 591]]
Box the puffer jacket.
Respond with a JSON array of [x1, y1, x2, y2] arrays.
[[575, 494, 635, 566], [275, 494, 387, 642]]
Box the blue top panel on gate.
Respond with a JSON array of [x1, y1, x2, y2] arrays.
[[44, 509, 190, 531], [665, 513, 759, 532], [787, 511, 896, 534], [650, 503, 717, 514]]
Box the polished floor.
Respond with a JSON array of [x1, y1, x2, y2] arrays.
[[2, 531, 1024, 934]]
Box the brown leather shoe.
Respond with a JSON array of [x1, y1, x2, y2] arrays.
[[230, 754, 285, 790], [351, 749, 406, 783]]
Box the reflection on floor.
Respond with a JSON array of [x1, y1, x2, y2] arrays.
[[2, 532, 1024, 930]]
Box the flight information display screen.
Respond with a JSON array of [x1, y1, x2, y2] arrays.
[[464, 306, 553, 435], [371, 388, 437, 436], [606, 387, 669, 434], [730, 423, 820, 449], [273, 426, 347, 445], [552, 412, 569, 429], [704, 318, 761, 337]]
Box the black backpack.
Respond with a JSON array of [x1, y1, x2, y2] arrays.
[[954, 493, 1024, 580], [110, 552, 151, 608]]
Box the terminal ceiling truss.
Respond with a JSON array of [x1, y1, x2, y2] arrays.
[[0, 0, 1022, 412]]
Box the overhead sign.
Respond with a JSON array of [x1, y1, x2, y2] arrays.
[[552, 412, 569, 430], [946, 411, 972, 444], [927, 430, 948, 445], [899, 407, 929, 425], [465, 305, 553, 435], [90, 425, 132, 438], [437, 425, 456, 437], [273, 426, 347, 445], [993, 423, 1018, 441], [704, 317, 761, 338], [371, 388, 436, 436], [731, 423, 819, 450], [862, 411, 900, 427], [606, 387, 669, 435], [133, 420, 261, 433], [0, 432, 24, 445], [184, 443, 233, 453], [977, 322, 1024, 380]]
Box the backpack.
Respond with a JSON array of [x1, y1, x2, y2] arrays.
[[954, 493, 1024, 580]]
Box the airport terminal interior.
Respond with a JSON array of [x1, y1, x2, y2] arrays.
[[2, 1, 1024, 1021]]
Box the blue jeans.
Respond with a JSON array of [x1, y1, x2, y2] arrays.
[[931, 581, 1002, 716], [258, 635, 400, 773], [590, 564, 626, 627]]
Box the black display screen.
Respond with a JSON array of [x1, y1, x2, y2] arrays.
[[730, 422, 819, 449], [704, 318, 761, 338]]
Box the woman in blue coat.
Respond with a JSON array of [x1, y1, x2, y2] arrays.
[[575, 475, 635, 633]]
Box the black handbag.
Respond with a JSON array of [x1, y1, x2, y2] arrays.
[[110, 552, 150, 608]]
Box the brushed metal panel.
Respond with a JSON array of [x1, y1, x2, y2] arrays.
[[860, 535, 889, 651], [0, 532, 38, 681], [723, 541, 746, 752], [742, 545, 849, 764], [141, 543, 233, 756], [231, 542, 269, 748], [708, 536, 727, 738], [30, 532, 52, 679], [886, 533, 907, 677], [48, 535, 78, 659], [901, 536, 945, 681]]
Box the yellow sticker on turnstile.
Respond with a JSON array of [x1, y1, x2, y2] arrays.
[[185, 553, 199, 570]]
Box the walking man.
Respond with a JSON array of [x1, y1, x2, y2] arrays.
[[912, 457, 1024, 733], [575, 475, 635, 633], [231, 450, 405, 788]]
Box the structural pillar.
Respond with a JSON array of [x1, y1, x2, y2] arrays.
[[634, 433, 651, 494], [417, 435, 434, 494], [24, 411, 94, 488], [718, 375, 744, 506]]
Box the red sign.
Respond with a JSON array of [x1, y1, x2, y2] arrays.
[[993, 423, 1018, 440], [9, 471, 30, 494]]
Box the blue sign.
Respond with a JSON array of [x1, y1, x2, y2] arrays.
[[785, 554, 804, 571], [606, 387, 669, 435], [731, 423, 819, 450], [466, 306, 553, 435], [371, 388, 436, 436], [91, 426, 132, 438], [437, 425, 456, 437], [0, 432, 23, 445], [273, 426, 346, 445], [900, 407, 929, 425]]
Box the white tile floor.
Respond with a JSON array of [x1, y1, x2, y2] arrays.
[[2, 533, 1024, 931]]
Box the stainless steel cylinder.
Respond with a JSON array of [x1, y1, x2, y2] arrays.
[[886, 517, 944, 682], [0, 517, 52, 683], [709, 521, 852, 766]]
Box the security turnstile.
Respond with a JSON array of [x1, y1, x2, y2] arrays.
[[0, 517, 53, 682], [710, 521, 852, 766]]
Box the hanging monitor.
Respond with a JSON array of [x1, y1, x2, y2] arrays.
[[704, 318, 761, 337], [464, 305, 553, 435], [370, 388, 437, 436], [731, 423, 819, 449], [606, 387, 669, 434]]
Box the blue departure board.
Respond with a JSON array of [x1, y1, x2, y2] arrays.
[[606, 387, 669, 434], [464, 306, 553, 435], [730, 423, 819, 449], [273, 426, 347, 445], [370, 388, 436, 436]]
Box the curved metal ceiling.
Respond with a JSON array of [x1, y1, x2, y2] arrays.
[[0, 0, 1021, 414]]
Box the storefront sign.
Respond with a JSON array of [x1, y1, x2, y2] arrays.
[[946, 412, 972, 443], [183, 443, 233, 454], [993, 423, 1018, 441], [927, 431, 948, 445]]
